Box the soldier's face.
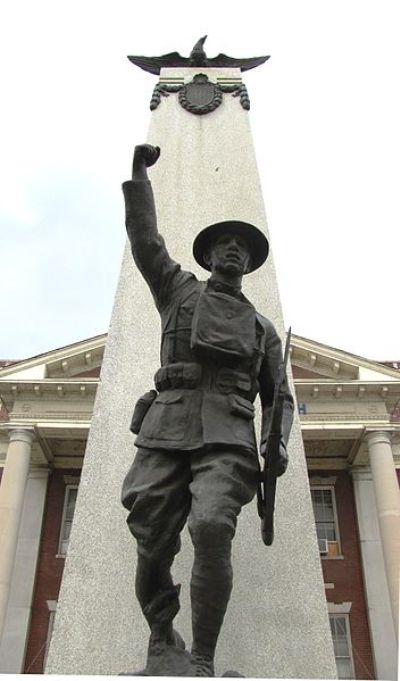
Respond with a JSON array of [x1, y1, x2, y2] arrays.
[[206, 233, 251, 276]]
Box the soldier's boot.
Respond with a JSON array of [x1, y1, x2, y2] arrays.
[[135, 584, 192, 677], [144, 585, 185, 656], [135, 553, 185, 656], [190, 541, 233, 677]]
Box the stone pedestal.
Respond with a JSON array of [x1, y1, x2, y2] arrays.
[[46, 68, 337, 678]]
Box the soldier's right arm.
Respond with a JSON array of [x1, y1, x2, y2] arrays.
[[122, 144, 181, 310]]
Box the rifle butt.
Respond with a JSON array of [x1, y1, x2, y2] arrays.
[[261, 519, 274, 546]]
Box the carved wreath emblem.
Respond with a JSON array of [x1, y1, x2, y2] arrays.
[[179, 74, 222, 114], [150, 73, 250, 115]]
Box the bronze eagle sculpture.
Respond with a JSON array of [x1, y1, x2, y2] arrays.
[[128, 35, 269, 75]]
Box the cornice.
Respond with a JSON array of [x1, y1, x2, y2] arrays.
[[295, 381, 400, 413], [0, 378, 99, 388], [301, 417, 397, 428], [0, 379, 99, 411], [295, 379, 400, 392], [10, 410, 94, 421]]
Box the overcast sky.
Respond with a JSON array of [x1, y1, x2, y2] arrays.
[[1, 0, 399, 362]]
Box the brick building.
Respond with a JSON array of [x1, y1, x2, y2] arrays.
[[0, 332, 399, 678]]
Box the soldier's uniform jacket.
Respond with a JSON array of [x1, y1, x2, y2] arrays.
[[123, 179, 294, 454]]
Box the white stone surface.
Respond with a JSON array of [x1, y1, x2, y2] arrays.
[[0, 468, 49, 672], [352, 468, 398, 680], [46, 68, 337, 678]]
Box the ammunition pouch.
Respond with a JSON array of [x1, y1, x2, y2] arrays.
[[130, 390, 157, 434], [154, 362, 256, 401], [154, 363, 202, 392]]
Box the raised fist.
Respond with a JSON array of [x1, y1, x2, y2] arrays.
[[133, 144, 161, 168]]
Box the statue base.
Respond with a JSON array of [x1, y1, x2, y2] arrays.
[[127, 646, 193, 676], [121, 647, 245, 677]]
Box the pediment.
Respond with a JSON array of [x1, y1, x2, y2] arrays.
[[0, 334, 106, 381], [291, 334, 399, 382]]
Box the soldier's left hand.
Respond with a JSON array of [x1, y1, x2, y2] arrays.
[[274, 444, 288, 477]]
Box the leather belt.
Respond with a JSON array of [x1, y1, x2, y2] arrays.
[[154, 362, 256, 400]]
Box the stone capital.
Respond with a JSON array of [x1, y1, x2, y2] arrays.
[[350, 466, 372, 482], [364, 430, 393, 448], [28, 466, 50, 480], [7, 427, 35, 446]]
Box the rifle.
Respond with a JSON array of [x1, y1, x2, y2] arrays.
[[257, 327, 291, 546]]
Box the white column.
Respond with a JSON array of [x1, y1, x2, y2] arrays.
[[365, 431, 400, 638], [0, 428, 34, 640], [351, 467, 398, 680], [0, 467, 49, 672]]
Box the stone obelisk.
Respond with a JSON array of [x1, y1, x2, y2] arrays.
[[46, 40, 337, 678]]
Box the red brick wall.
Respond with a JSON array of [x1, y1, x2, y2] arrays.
[[1, 399, 9, 489], [1, 402, 8, 486], [0, 400, 9, 422], [75, 367, 101, 378], [1, 402, 9, 488], [292, 365, 325, 379], [310, 470, 375, 679], [24, 469, 80, 674]]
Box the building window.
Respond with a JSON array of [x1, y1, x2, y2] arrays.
[[329, 614, 355, 679], [58, 485, 78, 555], [311, 486, 341, 557]]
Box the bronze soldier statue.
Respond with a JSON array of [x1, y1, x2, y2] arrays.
[[121, 144, 294, 676]]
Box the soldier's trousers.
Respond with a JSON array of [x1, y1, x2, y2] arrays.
[[121, 445, 259, 658]]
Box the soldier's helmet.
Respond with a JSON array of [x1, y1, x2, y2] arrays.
[[192, 220, 269, 274]]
